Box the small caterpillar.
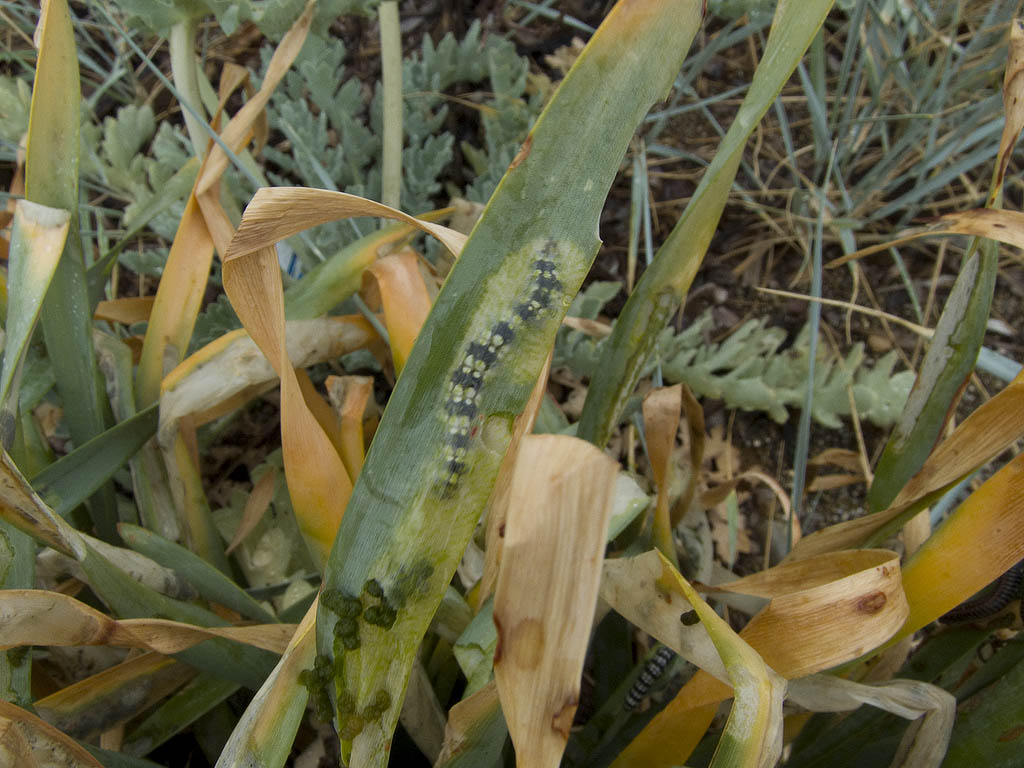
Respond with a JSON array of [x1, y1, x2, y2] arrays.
[[623, 645, 675, 711], [940, 559, 1024, 623], [437, 240, 563, 497]]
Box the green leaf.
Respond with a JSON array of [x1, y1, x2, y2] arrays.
[[0, 450, 278, 691], [577, 0, 836, 449], [118, 522, 277, 624], [452, 600, 498, 697], [107, 0, 207, 35], [99, 104, 157, 190], [314, 4, 703, 763], [26, 0, 118, 541], [29, 405, 158, 517], [0, 75, 31, 144], [866, 241, 997, 512], [77, 544, 279, 690], [122, 675, 239, 757], [0, 521, 34, 706]]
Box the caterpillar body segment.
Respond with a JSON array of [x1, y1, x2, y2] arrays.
[[436, 240, 564, 497]]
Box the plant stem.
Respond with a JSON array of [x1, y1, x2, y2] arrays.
[[169, 18, 207, 158], [379, 1, 403, 211]]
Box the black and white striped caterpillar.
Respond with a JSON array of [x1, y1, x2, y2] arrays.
[[436, 241, 563, 498], [623, 645, 676, 711]]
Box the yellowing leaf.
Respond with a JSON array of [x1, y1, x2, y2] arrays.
[[93, 297, 154, 325], [222, 246, 351, 568], [226, 467, 277, 556], [0, 200, 70, 448], [896, 450, 1024, 643], [325, 375, 375, 483], [222, 187, 467, 265], [662, 555, 784, 768], [362, 249, 433, 373]]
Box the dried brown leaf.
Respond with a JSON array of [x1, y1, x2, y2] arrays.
[[0, 590, 295, 654], [362, 249, 433, 373], [325, 374, 374, 483], [643, 385, 682, 567], [223, 187, 466, 264], [493, 435, 618, 768], [479, 353, 553, 602], [0, 699, 104, 768]]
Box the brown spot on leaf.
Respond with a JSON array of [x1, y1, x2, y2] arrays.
[[493, 614, 504, 664], [508, 618, 545, 669], [509, 136, 532, 170], [856, 591, 888, 614]]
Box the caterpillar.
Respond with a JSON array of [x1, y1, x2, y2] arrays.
[[623, 645, 676, 711], [940, 558, 1024, 623], [436, 240, 563, 497]]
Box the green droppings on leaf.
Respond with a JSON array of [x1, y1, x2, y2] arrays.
[[362, 689, 391, 721], [363, 603, 397, 630], [334, 616, 359, 638], [363, 578, 385, 599], [336, 689, 357, 716], [322, 588, 364, 618], [338, 713, 365, 740]]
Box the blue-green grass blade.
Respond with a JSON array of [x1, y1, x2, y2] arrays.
[[118, 522, 277, 624], [866, 239, 997, 512], [122, 675, 240, 758], [77, 544, 278, 690], [0, 520, 34, 705], [30, 404, 158, 517], [25, 0, 117, 541]]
